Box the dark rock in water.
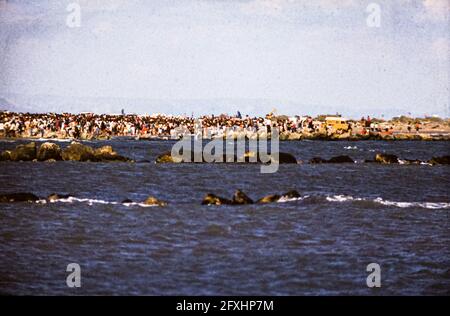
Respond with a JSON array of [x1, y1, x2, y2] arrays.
[[143, 196, 167, 206], [375, 153, 399, 164], [400, 158, 422, 165], [257, 194, 281, 204], [257, 190, 300, 203], [10, 142, 37, 161], [232, 190, 254, 205], [274, 152, 298, 164], [137, 160, 151, 163], [93, 145, 131, 162], [327, 155, 354, 163], [309, 157, 327, 164], [310, 156, 354, 163], [37, 142, 62, 161], [364, 159, 375, 163], [280, 190, 301, 199], [0, 150, 12, 161], [47, 193, 71, 201], [122, 199, 133, 204], [156, 150, 297, 164], [428, 155, 450, 165], [0, 193, 40, 203], [156, 151, 177, 163], [201, 193, 232, 205], [61, 142, 96, 161]]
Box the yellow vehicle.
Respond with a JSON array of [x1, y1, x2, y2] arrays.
[[325, 116, 349, 131]]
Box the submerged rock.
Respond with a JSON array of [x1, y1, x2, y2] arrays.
[[201, 193, 232, 205], [256, 190, 301, 204], [309, 157, 328, 164], [309, 155, 354, 164], [0, 193, 40, 203], [232, 190, 254, 205], [273, 152, 298, 164], [143, 196, 167, 206], [375, 153, 399, 164], [428, 155, 450, 165], [37, 142, 62, 161], [121, 199, 133, 204], [327, 155, 355, 163], [10, 142, 37, 161], [257, 194, 281, 204]]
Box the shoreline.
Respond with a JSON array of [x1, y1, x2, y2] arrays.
[[1, 111, 449, 141], [1, 132, 450, 142]]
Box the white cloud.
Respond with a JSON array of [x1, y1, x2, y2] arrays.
[[240, 0, 358, 16], [432, 37, 449, 61], [418, 0, 449, 21], [92, 21, 113, 36], [76, 0, 130, 12]]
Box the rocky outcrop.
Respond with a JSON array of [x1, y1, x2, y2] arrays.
[[257, 194, 281, 204], [93, 145, 131, 162], [9, 142, 37, 161], [280, 190, 301, 199], [60, 142, 132, 162], [61, 142, 96, 161], [156, 150, 298, 164], [47, 193, 71, 201], [37, 142, 62, 161], [309, 155, 354, 164], [156, 151, 178, 163], [232, 190, 254, 205], [428, 155, 450, 165], [399, 159, 422, 165], [203, 189, 302, 205], [201, 193, 232, 205], [0, 193, 40, 203], [143, 196, 167, 206], [375, 153, 399, 164], [0, 150, 12, 161]]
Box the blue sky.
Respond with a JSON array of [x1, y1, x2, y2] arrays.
[[0, 0, 448, 117]]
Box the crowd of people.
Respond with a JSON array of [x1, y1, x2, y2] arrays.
[[0, 110, 408, 140], [0, 111, 321, 139]]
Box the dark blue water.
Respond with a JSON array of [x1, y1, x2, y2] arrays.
[[0, 139, 449, 295]]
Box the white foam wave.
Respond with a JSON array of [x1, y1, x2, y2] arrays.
[[326, 195, 450, 209], [344, 146, 357, 150], [122, 202, 159, 208], [277, 195, 309, 203], [49, 197, 158, 207], [34, 138, 74, 143], [326, 195, 362, 202], [372, 197, 450, 209]]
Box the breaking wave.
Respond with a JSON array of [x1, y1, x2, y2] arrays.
[[32, 194, 450, 209], [46, 196, 158, 207], [326, 195, 450, 209]]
